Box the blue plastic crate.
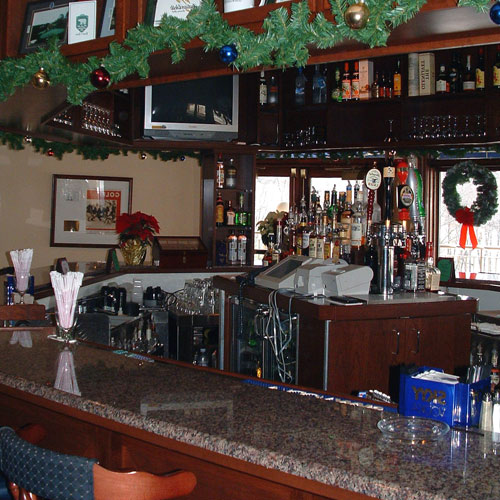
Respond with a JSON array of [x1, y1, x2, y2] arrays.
[[399, 366, 490, 427]]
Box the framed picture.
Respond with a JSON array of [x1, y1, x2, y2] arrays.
[[19, 0, 70, 54], [50, 175, 133, 247], [99, 0, 115, 37], [145, 0, 202, 24], [68, 1, 96, 44]]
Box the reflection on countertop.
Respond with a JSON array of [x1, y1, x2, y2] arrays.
[[0, 329, 499, 500]]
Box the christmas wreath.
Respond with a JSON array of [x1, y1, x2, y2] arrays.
[[442, 160, 498, 248]]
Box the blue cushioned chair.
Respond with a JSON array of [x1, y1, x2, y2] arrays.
[[0, 425, 196, 500]]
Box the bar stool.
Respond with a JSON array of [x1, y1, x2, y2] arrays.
[[0, 425, 197, 500]]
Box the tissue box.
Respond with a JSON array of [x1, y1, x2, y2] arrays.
[[399, 366, 490, 427]]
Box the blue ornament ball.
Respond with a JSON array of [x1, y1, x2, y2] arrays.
[[490, 1, 500, 24], [219, 44, 238, 64]]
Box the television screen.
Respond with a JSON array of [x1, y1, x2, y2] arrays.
[[144, 75, 239, 141]]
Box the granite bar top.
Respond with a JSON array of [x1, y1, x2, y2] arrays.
[[0, 330, 499, 500]]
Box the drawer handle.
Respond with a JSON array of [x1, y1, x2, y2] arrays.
[[391, 329, 400, 356]]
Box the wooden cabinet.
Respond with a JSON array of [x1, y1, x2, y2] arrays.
[[213, 276, 476, 402], [201, 150, 256, 267], [257, 47, 500, 150], [327, 314, 471, 400]]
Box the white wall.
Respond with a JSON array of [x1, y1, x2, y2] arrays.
[[0, 144, 201, 269]]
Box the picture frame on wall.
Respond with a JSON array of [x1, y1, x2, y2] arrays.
[[68, 1, 97, 44], [145, 0, 202, 24], [19, 0, 70, 54], [99, 0, 115, 37], [50, 175, 133, 248]]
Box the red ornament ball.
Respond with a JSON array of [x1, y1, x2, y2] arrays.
[[47, 149, 55, 157], [90, 67, 111, 89]]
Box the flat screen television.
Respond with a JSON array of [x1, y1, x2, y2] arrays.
[[143, 75, 239, 141]]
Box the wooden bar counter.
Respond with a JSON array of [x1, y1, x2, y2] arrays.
[[0, 328, 498, 500]]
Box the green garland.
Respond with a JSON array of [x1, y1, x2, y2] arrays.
[[0, 0, 491, 106], [442, 160, 498, 226], [0, 131, 202, 163]]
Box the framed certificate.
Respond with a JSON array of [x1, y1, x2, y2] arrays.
[[145, 0, 202, 24], [68, 0, 96, 44], [50, 175, 133, 247], [99, 0, 115, 37], [19, 0, 69, 54]]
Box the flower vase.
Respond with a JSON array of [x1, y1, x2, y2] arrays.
[[120, 239, 147, 266]]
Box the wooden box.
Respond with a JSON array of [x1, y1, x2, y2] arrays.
[[152, 237, 208, 269]]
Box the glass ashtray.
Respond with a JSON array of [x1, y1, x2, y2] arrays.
[[377, 416, 450, 442]]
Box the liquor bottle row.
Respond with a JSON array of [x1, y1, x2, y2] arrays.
[[261, 156, 440, 293], [217, 231, 248, 266], [258, 44, 500, 108], [215, 191, 251, 227]]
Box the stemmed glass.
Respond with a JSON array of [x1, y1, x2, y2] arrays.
[[15, 272, 30, 304]]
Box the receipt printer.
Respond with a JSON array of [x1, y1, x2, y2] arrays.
[[294, 261, 338, 295], [322, 265, 373, 296]]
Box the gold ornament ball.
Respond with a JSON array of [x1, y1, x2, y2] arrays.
[[31, 68, 50, 89], [344, 2, 370, 30]]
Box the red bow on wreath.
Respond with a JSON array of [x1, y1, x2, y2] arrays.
[[455, 207, 478, 249]]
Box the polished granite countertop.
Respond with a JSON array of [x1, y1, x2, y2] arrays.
[[0, 330, 499, 500]]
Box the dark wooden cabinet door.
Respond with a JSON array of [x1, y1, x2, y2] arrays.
[[405, 315, 471, 375], [327, 318, 403, 397]]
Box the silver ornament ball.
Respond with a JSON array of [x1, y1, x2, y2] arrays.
[[344, 2, 370, 30]]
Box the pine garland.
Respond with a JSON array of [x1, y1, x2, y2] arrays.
[[0, 131, 202, 163], [0, 0, 491, 106]]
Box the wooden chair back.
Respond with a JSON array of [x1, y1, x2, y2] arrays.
[[1, 425, 196, 500]]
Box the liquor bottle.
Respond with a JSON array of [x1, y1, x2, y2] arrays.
[[340, 202, 352, 242], [225, 200, 236, 226], [215, 191, 224, 227], [323, 223, 333, 260], [342, 62, 351, 101], [259, 71, 268, 106], [350, 194, 363, 249], [328, 184, 338, 222], [351, 61, 360, 100], [393, 59, 402, 98], [436, 65, 448, 93], [296, 197, 307, 256], [448, 53, 460, 93], [237, 231, 247, 266], [385, 71, 393, 99], [371, 71, 380, 98], [462, 54, 475, 91], [227, 231, 238, 265], [383, 160, 395, 222], [331, 66, 342, 102], [275, 219, 285, 261], [346, 180, 353, 205], [316, 221, 325, 260], [268, 75, 278, 105], [476, 47, 485, 91], [216, 154, 224, 189], [312, 64, 327, 104], [225, 158, 236, 188], [238, 192, 248, 226], [295, 67, 307, 105], [309, 221, 318, 258], [424, 241, 441, 291], [494, 45, 500, 88], [262, 233, 274, 266]]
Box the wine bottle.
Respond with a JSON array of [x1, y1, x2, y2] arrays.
[[494, 45, 500, 89], [331, 67, 342, 102], [476, 47, 485, 91], [462, 54, 475, 91], [268, 75, 278, 105], [295, 67, 306, 106], [448, 52, 460, 93], [436, 65, 448, 94], [371, 71, 380, 98], [259, 71, 267, 106], [393, 59, 402, 98]]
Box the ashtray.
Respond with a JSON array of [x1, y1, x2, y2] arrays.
[[377, 416, 449, 442]]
